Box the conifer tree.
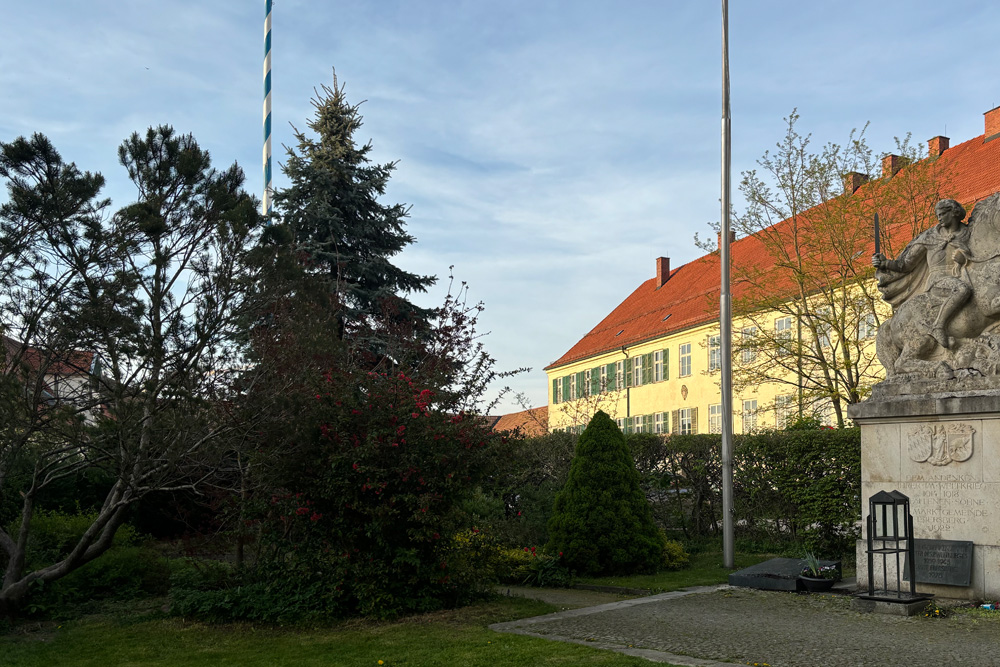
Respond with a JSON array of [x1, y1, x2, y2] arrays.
[[546, 411, 665, 575], [273, 74, 435, 339], [0, 127, 261, 617]]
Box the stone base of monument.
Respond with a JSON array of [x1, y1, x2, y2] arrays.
[[849, 393, 1000, 600], [728, 557, 841, 592], [850, 596, 929, 616]]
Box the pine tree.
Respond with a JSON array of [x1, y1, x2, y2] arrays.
[[273, 74, 435, 339], [546, 411, 665, 575], [0, 126, 261, 617]]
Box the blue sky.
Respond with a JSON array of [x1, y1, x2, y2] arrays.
[[4, 1, 1000, 412]]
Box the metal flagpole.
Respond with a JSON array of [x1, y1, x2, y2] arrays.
[[720, 0, 735, 570], [263, 0, 273, 217]]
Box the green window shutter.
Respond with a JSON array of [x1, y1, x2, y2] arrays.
[[643, 353, 653, 384], [662, 411, 669, 433], [562, 376, 571, 402], [663, 349, 670, 381], [576, 371, 586, 397], [606, 362, 617, 391], [643, 414, 653, 433], [552, 378, 559, 404], [625, 359, 633, 387], [691, 407, 699, 435], [671, 410, 679, 435], [591, 367, 601, 395]]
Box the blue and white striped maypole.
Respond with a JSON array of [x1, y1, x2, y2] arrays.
[[262, 0, 273, 216]]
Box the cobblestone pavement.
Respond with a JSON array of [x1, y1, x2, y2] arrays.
[[491, 586, 1000, 666]]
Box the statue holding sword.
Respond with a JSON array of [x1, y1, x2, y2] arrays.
[[872, 194, 1000, 380], [873, 199, 973, 350]]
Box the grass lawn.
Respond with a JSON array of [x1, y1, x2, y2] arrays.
[[575, 549, 773, 591], [0, 597, 666, 667]]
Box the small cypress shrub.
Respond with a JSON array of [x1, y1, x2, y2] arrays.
[[546, 411, 665, 575]]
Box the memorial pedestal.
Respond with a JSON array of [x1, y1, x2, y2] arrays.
[[849, 391, 1000, 600]]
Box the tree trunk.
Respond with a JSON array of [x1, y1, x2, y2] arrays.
[[0, 578, 31, 621]]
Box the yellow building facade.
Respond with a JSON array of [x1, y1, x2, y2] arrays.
[[546, 303, 881, 435]]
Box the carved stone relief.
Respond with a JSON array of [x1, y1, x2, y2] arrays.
[[906, 423, 975, 466]]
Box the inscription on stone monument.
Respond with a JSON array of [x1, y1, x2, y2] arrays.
[[894, 481, 998, 540], [903, 539, 974, 586]]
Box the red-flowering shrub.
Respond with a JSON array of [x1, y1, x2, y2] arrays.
[[248, 368, 501, 619]]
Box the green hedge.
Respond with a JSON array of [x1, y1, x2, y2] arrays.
[[633, 427, 861, 556]]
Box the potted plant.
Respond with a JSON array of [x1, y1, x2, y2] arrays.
[[798, 552, 839, 592]]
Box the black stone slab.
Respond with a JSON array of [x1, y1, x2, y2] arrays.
[[728, 557, 841, 592], [902, 539, 974, 587]]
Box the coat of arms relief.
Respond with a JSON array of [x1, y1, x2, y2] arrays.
[[906, 423, 975, 466]]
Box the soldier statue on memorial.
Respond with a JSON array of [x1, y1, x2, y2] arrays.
[[873, 194, 1000, 381]]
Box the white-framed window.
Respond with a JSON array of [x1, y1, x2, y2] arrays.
[[775, 394, 792, 430], [633, 356, 643, 387], [554, 379, 562, 403], [708, 335, 721, 372], [815, 309, 831, 349], [569, 375, 576, 401], [616, 360, 624, 388], [858, 312, 877, 340], [679, 408, 693, 435], [633, 415, 644, 434], [616, 418, 625, 431], [815, 402, 835, 427], [742, 399, 758, 434], [741, 326, 758, 363], [775, 317, 793, 357], [654, 412, 665, 434], [709, 404, 722, 434], [584, 369, 592, 397], [679, 343, 692, 377], [654, 350, 664, 382], [600, 365, 608, 392]]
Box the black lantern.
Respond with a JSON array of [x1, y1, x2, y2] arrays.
[[858, 489, 930, 603]]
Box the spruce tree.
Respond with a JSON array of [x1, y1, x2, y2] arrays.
[[546, 411, 665, 575], [273, 74, 435, 339]]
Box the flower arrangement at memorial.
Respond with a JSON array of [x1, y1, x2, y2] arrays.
[[800, 553, 839, 580]]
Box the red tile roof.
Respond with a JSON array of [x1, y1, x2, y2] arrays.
[[547, 129, 1000, 370], [491, 406, 549, 436], [2, 335, 94, 376]]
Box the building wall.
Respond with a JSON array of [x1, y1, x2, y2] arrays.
[[547, 286, 885, 434]]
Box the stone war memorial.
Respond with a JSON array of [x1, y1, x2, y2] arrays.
[[849, 192, 1000, 600]]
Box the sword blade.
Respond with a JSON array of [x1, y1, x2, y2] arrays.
[[874, 213, 880, 256]]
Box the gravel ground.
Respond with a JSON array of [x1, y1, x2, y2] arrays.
[[492, 586, 1000, 667]]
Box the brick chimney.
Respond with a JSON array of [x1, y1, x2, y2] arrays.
[[842, 171, 868, 194], [927, 135, 950, 157], [986, 106, 1000, 140], [716, 230, 737, 249], [882, 154, 903, 177], [656, 257, 671, 288]]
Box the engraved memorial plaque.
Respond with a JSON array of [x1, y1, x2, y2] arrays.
[[903, 539, 974, 586]]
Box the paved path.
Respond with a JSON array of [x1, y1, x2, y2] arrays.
[[497, 585, 640, 609], [492, 585, 1000, 666]]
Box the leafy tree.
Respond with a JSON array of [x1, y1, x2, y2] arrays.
[[480, 429, 577, 549], [546, 411, 664, 575], [273, 74, 435, 344], [699, 111, 951, 426], [0, 128, 261, 617]]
